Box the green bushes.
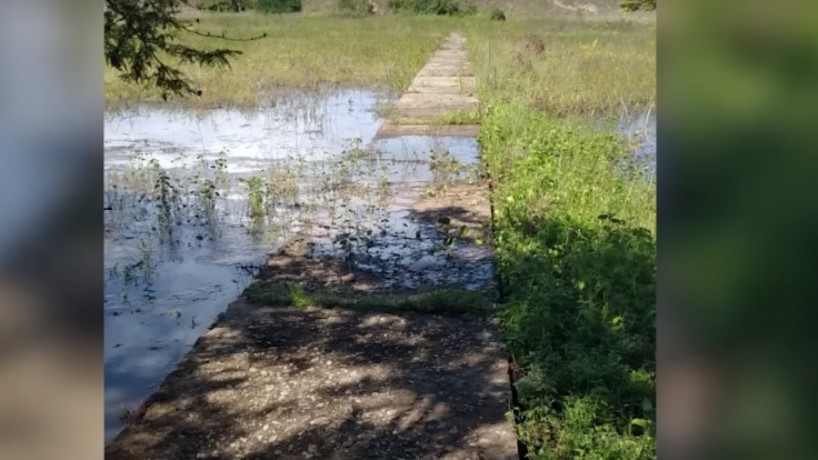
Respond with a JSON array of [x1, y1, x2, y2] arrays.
[[621, 0, 656, 12], [256, 0, 302, 13], [489, 8, 505, 21], [480, 104, 655, 459], [387, 0, 475, 16], [194, 0, 302, 13]]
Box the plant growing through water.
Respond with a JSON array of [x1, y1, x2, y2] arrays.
[[151, 159, 178, 238], [240, 175, 269, 233]]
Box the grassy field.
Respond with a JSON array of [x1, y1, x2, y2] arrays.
[[464, 14, 657, 460], [104, 13, 459, 110], [105, 8, 656, 458]]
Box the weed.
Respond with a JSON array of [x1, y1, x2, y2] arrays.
[[435, 109, 480, 125], [151, 160, 179, 236], [468, 13, 656, 459], [245, 282, 491, 315], [479, 104, 655, 458], [241, 176, 268, 226]]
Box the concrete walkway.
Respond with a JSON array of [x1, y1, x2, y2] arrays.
[[376, 32, 480, 139]]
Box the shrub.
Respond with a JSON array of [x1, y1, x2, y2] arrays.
[[621, 0, 656, 12], [489, 8, 506, 21], [256, 0, 302, 13], [481, 104, 656, 459], [388, 0, 474, 16], [196, 0, 253, 11]]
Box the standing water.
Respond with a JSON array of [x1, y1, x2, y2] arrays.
[[104, 90, 385, 440], [104, 90, 489, 441]]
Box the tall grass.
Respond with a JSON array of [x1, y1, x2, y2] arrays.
[[466, 15, 655, 120], [104, 13, 459, 110], [466, 14, 656, 459]]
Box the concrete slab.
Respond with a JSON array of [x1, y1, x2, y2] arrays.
[[375, 32, 481, 139]]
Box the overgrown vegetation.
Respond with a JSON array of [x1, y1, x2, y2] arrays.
[[105, 13, 458, 109], [465, 15, 656, 459], [387, 0, 476, 16], [194, 0, 302, 12], [621, 0, 655, 12], [245, 282, 491, 314]]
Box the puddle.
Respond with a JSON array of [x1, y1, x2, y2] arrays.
[[618, 106, 656, 179], [104, 89, 490, 441]]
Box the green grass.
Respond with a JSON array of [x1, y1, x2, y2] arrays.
[[434, 108, 481, 125], [465, 16, 655, 120], [105, 12, 460, 110], [244, 281, 492, 315], [464, 14, 656, 460]]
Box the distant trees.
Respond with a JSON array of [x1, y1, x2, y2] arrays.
[[621, 0, 655, 12], [199, 0, 301, 13]]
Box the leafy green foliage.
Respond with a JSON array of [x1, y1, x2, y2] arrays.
[[256, 0, 302, 12], [194, 0, 301, 12], [194, 0, 253, 11], [489, 8, 505, 21], [104, 0, 266, 99], [621, 0, 655, 12], [480, 104, 655, 458], [245, 283, 492, 315], [387, 0, 475, 16]]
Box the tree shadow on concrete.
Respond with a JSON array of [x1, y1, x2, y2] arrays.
[[105, 300, 518, 460]]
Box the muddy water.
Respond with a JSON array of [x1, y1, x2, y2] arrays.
[[104, 90, 488, 441]]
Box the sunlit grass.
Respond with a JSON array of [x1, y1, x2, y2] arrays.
[[465, 15, 656, 120], [105, 12, 460, 110]]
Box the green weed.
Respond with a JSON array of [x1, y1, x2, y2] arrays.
[[105, 13, 459, 110], [244, 281, 492, 314], [469, 13, 656, 460], [482, 105, 655, 459]]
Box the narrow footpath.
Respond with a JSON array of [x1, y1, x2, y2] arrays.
[[377, 32, 480, 139]]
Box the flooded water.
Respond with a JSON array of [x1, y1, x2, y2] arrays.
[[618, 105, 656, 179], [104, 90, 489, 441]]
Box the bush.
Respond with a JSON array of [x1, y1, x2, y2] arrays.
[[337, 0, 372, 16], [196, 0, 253, 11], [489, 8, 506, 21], [481, 104, 656, 459], [387, 0, 474, 16], [256, 0, 302, 13], [621, 0, 656, 12]]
